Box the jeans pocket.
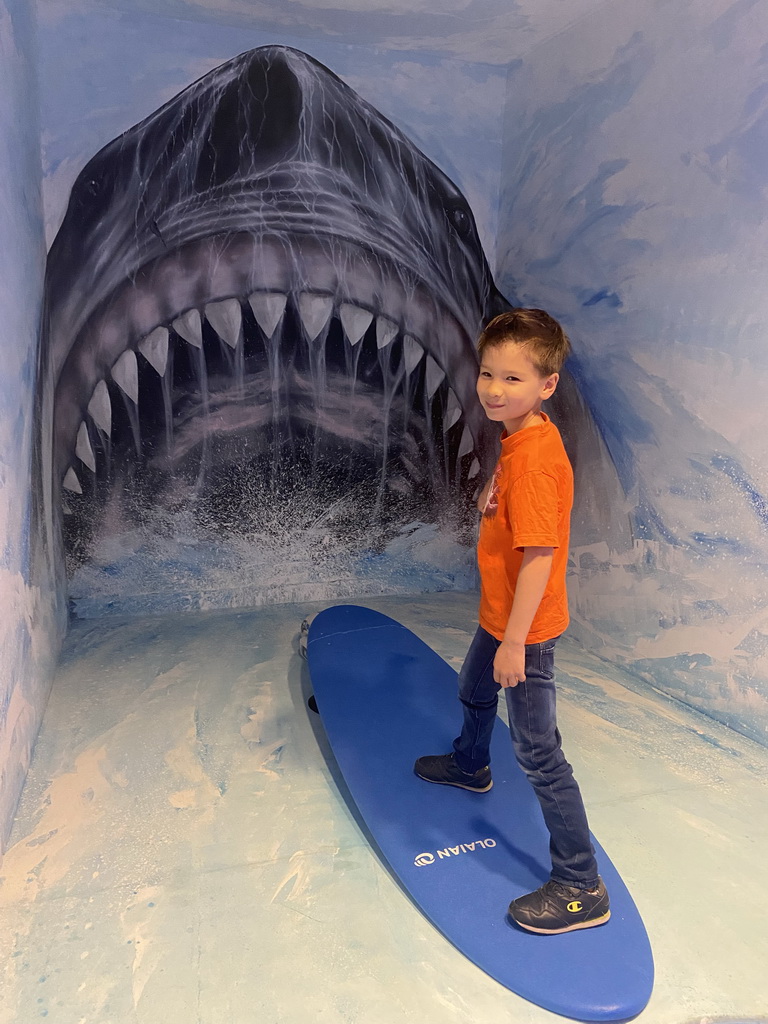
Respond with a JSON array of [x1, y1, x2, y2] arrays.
[[528, 637, 558, 681], [540, 633, 560, 655]]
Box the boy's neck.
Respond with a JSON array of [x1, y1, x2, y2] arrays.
[[503, 406, 545, 435]]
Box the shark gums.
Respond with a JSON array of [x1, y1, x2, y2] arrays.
[[39, 45, 624, 609]]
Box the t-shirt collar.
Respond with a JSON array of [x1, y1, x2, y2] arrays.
[[500, 411, 551, 446]]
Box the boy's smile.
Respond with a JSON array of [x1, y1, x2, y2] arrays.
[[476, 341, 559, 434]]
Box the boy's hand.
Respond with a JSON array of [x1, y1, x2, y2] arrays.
[[493, 639, 526, 688]]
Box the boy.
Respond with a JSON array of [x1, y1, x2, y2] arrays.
[[414, 308, 610, 935]]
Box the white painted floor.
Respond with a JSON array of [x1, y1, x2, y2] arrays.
[[1, 593, 766, 1024]]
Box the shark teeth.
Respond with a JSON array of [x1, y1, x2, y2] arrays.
[[172, 308, 203, 348], [111, 349, 138, 402], [75, 422, 96, 472], [87, 380, 112, 434], [425, 355, 445, 400], [376, 316, 398, 350], [205, 298, 241, 348], [63, 467, 82, 493], [298, 292, 333, 341], [138, 326, 169, 376], [339, 303, 373, 346], [444, 389, 461, 430], [62, 288, 480, 504], [249, 291, 287, 338], [458, 426, 474, 459], [403, 335, 424, 375]]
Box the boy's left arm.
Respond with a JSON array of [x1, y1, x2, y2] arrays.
[[494, 546, 554, 688]]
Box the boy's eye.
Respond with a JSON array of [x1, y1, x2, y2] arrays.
[[506, 376, 520, 382]]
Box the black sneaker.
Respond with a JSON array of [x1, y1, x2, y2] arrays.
[[508, 878, 610, 934], [414, 753, 493, 793]]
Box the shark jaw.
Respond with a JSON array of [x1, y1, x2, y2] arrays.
[[56, 229, 490, 574]]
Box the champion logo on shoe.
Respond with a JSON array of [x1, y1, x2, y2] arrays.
[[508, 878, 611, 934]]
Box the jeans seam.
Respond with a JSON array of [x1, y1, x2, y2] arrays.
[[465, 648, 498, 705], [521, 657, 583, 872], [456, 638, 499, 770], [466, 648, 498, 765]]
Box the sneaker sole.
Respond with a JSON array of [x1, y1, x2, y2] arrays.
[[510, 910, 611, 935], [414, 771, 493, 793]]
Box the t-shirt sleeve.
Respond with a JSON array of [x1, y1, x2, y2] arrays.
[[507, 470, 560, 550]]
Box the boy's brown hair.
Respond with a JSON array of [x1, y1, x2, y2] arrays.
[[478, 308, 572, 376]]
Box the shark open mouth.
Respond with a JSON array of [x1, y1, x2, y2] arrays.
[[42, 46, 508, 601], [58, 232, 488, 571]]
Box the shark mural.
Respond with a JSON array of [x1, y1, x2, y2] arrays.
[[40, 45, 624, 616]]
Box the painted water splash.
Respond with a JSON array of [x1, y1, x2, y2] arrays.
[[68, 516, 478, 618]]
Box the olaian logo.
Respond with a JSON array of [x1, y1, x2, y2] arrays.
[[414, 839, 497, 867]]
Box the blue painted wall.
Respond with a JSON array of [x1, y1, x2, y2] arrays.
[[0, 0, 64, 849], [497, 0, 768, 744]]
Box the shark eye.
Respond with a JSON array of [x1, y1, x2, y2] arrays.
[[70, 165, 115, 216], [446, 200, 472, 238]]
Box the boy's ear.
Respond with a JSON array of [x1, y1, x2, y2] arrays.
[[542, 372, 559, 399]]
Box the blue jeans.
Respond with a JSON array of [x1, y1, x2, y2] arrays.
[[452, 625, 599, 889]]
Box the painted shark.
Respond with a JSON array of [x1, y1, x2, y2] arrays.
[[39, 44, 626, 588]]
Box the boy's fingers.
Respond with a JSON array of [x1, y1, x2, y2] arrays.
[[500, 674, 519, 689]]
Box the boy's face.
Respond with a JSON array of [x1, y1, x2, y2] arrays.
[[476, 341, 559, 433]]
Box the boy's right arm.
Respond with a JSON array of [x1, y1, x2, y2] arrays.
[[494, 546, 554, 688]]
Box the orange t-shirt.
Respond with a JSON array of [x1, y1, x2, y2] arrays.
[[477, 413, 573, 644]]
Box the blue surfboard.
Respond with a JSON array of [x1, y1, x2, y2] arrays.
[[307, 604, 654, 1021]]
